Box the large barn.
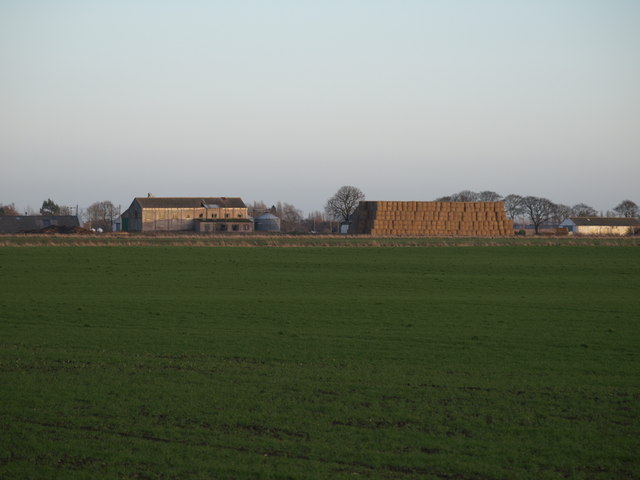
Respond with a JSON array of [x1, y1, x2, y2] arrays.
[[121, 196, 253, 233], [349, 201, 513, 236]]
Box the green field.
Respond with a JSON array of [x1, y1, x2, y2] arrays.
[[1, 246, 639, 479]]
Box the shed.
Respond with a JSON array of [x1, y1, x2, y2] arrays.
[[0, 215, 80, 234]]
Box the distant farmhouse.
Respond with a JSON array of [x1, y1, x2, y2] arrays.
[[349, 201, 513, 236], [559, 217, 640, 236], [120, 196, 253, 233], [0, 215, 79, 234]]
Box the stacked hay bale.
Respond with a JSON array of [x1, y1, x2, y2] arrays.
[[349, 201, 513, 236]]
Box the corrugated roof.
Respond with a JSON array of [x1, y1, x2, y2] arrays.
[[569, 217, 640, 227], [134, 197, 246, 209]]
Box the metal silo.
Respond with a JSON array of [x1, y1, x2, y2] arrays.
[[254, 213, 281, 232]]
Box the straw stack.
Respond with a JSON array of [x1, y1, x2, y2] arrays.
[[349, 201, 514, 236]]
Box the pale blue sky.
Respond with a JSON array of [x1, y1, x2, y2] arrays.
[[1, 0, 638, 215]]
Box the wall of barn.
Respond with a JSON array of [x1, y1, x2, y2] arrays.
[[125, 203, 143, 232], [141, 208, 201, 231], [137, 207, 249, 232], [576, 225, 632, 236], [201, 208, 247, 220], [196, 221, 254, 233]]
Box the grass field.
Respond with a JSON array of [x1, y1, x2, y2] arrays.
[[1, 246, 639, 479]]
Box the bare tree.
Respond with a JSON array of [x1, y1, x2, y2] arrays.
[[85, 200, 119, 231], [305, 211, 332, 234], [59, 205, 74, 216], [613, 200, 639, 218], [571, 203, 598, 217], [436, 190, 501, 202], [0, 203, 19, 216], [450, 190, 480, 202], [248, 200, 268, 219], [503, 194, 525, 220], [550, 203, 572, 225], [478, 191, 503, 202], [521, 196, 556, 234], [276, 202, 304, 232], [325, 186, 365, 223]]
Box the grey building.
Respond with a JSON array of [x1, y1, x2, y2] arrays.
[[0, 215, 80, 234]]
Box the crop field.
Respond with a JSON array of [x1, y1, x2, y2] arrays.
[[1, 245, 639, 479]]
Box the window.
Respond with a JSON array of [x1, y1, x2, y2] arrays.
[[199, 213, 203, 218], [232, 224, 239, 231], [237, 213, 242, 218], [220, 224, 227, 231], [225, 213, 230, 218], [243, 225, 250, 231]]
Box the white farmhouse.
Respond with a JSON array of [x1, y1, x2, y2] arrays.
[[559, 217, 640, 236]]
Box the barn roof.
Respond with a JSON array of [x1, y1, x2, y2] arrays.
[[134, 197, 246, 209], [568, 217, 640, 227]]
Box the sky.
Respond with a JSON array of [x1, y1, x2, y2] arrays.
[[1, 0, 639, 216]]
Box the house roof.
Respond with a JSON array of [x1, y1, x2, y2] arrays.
[[134, 197, 246, 209], [0, 215, 80, 234], [567, 217, 640, 227]]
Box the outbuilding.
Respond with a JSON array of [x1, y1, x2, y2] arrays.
[[0, 215, 80, 234], [559, 217, 640, 235], [254, 213, 281, 232]]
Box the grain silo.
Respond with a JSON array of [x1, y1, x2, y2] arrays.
[[254, 213, 281, 232]]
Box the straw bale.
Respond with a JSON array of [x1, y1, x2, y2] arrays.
[[349, 199, 513, 237]]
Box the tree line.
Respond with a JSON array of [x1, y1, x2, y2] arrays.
[[1, 188, 637, 235], [435, 190, 639, 234]]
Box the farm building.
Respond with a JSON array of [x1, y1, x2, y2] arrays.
[[559, 217, 640, 236], [349, 201, 513, 236], [0, 215, 80, 234], [121, 196, 253, 233], [254, 213, 281, 232]]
